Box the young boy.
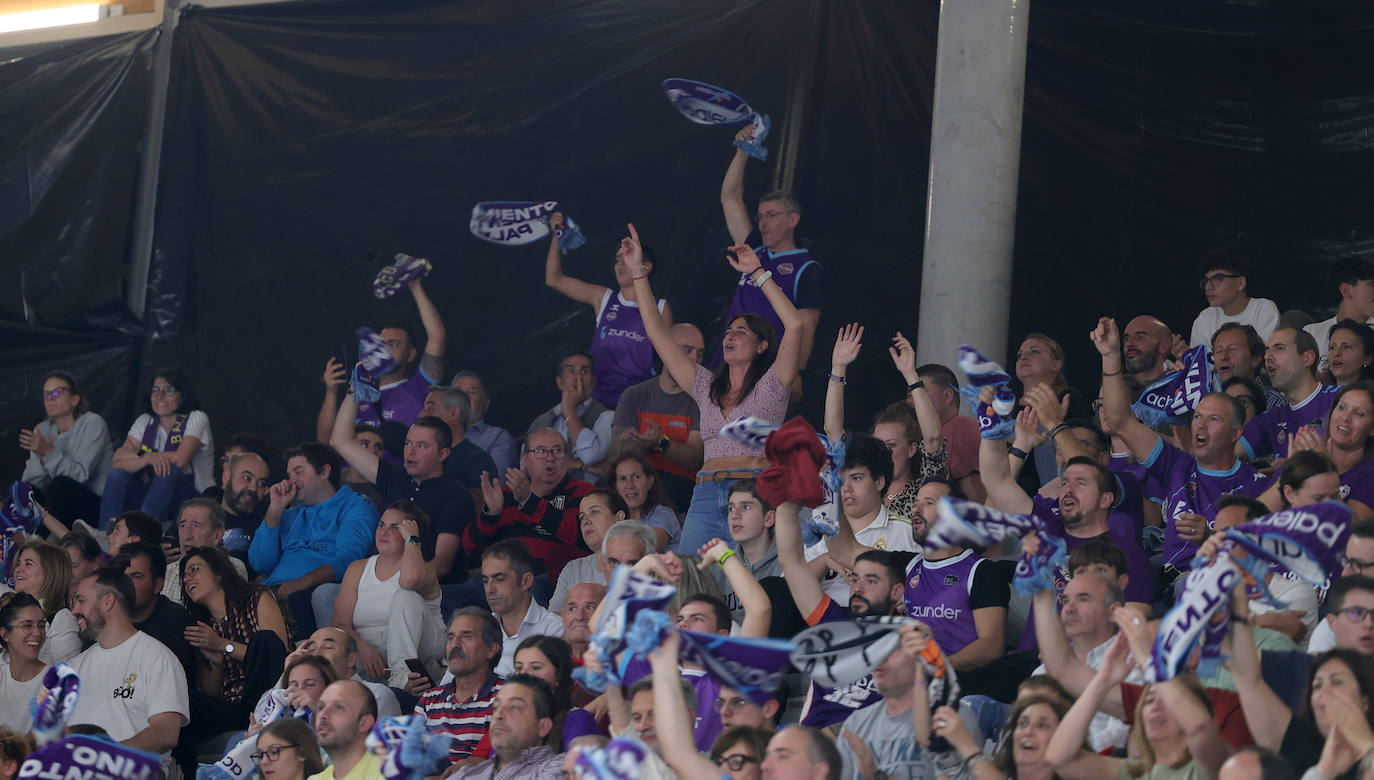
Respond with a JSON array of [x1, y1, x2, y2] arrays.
[[709, 479, 781, 623]]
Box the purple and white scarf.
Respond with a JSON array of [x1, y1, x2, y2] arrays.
[[928, 497, 1064, 596], [1131, 344, 1218, 429], [956, 346, 1017, 441], [22, 735, 160, 780], [469, 201, 585, 253], [660, 78, 770, 160]]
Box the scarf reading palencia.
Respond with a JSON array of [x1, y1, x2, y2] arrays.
[[573, 566, 795, 706], [1152, 500, 1351, 681], [469, 201, 586, 253]]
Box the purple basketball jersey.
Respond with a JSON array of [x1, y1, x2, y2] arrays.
[[590, 292, 660, 408], [904, 551, 985, 656], [356, 368, 435, 428], [1142, 438, 1269, 570], [1240, 384, 1338, 460], [712, 247, 820, 366], [1341, 459, 1374, 510]]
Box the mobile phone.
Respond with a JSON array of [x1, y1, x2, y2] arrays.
[[329, 342, 350, 371], [405, 658, 430, 682], [161, 533, 178, 550]]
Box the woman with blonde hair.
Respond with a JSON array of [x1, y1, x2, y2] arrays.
[[11, 540, 78, 663]]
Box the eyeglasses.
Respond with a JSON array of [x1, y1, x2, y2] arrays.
[[526, 446, 566, 459], [183, 563, 207, 578], [250, 744, 299, 763], [755, 210, 793, 221], [1346, 558, 1374, 575], [713, 696, 751, 713], [1200, 273, 1242, 290], [716, 754, 760, 771], [1231, 395, 1256, 408], [1339, 606, 1374, 625], [5, 621, 44, 633], [42, 388, 70, 400], [150, 385, 179, 397]]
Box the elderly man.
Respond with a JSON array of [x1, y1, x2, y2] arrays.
[[251, 627, 401, 720], [561, 581, 605, 663], [453, 675, 562, 779], [412, 608, 505, 765], [548, 492, 655, 612], [164, 497, 250, 604], [463, 428, 593, 581]]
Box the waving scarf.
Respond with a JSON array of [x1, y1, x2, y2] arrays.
[[928, 497, 1065, 596], [368, 715, 454, 780], [1152, 501, 1352, 681], [30, 662, 81, 747], [573, 737, 672, 780], [574, 566, 677, 693], [956, 345, 1018, 441], [373, 253, 432, 300], [1131, 344, 1218, 429], [722, 415, 847, 538], [469, 201, 585, 253], [1, 481, 41, 588], [660, 78, 770, 160]]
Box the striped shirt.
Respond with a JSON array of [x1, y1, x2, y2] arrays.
[[413, 672, 503, 764]]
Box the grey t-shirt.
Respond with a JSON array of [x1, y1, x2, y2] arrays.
[[837, 700, 981, 780], [710, 539, 782, 624]]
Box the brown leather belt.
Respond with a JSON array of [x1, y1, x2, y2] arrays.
[[696, 470, 761, 484]]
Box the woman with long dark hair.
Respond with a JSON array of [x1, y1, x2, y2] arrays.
[[609, 452, 680, 552], [1323, 319, 1374, 387], [181, 546, 290, 736], [12, 540, 78, 664], [513, 635, 601, 750], [100, 368, 215, 526], [19, 370, 112, 524], [0, 593, 50, 732], [1258, 380, 1374, 520], [625, 225, 803, 553]]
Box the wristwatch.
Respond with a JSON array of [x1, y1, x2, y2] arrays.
[[652, 434, 671, 454], [406, 535, 423, 546], [223, 642, 235, 655]]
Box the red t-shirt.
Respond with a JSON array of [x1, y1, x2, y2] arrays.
[[943, 415, 981, 481], [1120, 683, 1254, 749]]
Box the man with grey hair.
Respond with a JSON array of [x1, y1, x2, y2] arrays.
[[451, 370, 517, 482], [550, 510, 655, 613], [762, 726, 843, 780], [422, 384, 497, 490], [464, 427, 593, 582], [163, 497, 249, 605], [412, 607, 505, 765]]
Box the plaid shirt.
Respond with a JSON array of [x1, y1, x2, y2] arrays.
[[452, 746, 562, 780]]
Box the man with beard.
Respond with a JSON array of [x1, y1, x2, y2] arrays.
[[1094, 317, 1268, 578], [464, 428, 593, 582], [307, 679, 382, 780], [119, 542, 196, 679], [775, 498, 904, 728], [1121, 315, 1174, 391], [68, 567, 189, 764], [162, 498, 250, 605], [412, 607, 504, 765], [199, 443, 271, 558]]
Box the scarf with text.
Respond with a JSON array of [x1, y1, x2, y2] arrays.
[[928, 496, 1064, 596], [660, 78, 770, 160], [1131, 344, 1218, 429], [957, 345, 1018, 440], [469, 201, 586, 253]]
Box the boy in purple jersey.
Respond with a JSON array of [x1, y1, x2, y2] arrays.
[[717, 127, 822, 378], [1238, 327, 1336, 462], [545, 212, 672, 407], [1093, 317, 1269, 576]]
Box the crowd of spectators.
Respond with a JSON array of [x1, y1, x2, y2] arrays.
[[6, 123, 1374, 780]]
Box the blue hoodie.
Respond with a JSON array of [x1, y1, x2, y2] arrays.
[[249, 485, 378, 585]]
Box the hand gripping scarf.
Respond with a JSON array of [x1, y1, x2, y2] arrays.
[[469, 201, 586, 253], [1131, 344, 1219, 429], [1152, 501, 1352, 681], [956, 346, 1017, 441], [30, 662, 80, 747], [373, 253, 432, 300], [367, 715, 454, 780], [722, 415, 847, 538], [928, 496, 1065, 596], [660, 78, 770, 160]]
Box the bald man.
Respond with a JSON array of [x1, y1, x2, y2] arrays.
[[611, 322, 707, 510], [1122, 315, 1173, 388], [215, 451, 271, 554]]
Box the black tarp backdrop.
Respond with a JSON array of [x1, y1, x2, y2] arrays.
[[4, 0, 1374, 481], [0, 31, 156, 482]]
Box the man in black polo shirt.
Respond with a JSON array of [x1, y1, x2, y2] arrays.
[[331, 391, 473, 583], [119, 541, 196, 681], [420, 385, 497, 491]]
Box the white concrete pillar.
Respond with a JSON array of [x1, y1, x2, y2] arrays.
[[916, 0, 1030, 375]]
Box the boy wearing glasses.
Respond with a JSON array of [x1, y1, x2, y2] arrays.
[[1189, 248, 1280, 348]]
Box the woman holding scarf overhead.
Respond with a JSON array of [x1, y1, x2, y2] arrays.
[[99, 368, 215, 527], [545, 212, 673, 408], [624, 224, 802, 555]]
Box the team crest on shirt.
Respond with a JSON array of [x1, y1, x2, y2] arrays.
[[552, 496, 566, 510], [908, 572, 920, 588], [113, 673, 138, 700], [1342, 485, 1353, 500], [1277, 430, 1288, 447], [874, 538, 888, 550], [777, 263, 794, 274], [606, 309, 618, 321], [944, 574, 960, 586]]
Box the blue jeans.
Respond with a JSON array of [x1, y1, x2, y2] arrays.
[[677, 470, 762, 555], [99, 467, 197, 529]]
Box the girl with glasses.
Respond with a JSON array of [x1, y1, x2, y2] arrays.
[[253, 716, 324, 780], [19, 369, 112, 526], [0, 593, 50, 732], [100, 367, 216, 527]]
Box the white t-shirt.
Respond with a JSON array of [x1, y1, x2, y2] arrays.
[[68, 631, 190, 754], [125, 411, 216, 491], [1190, 297, 1281, 348], [806, 506, 915, 606], [0, 661, 48, 732], [1304, 315, 1374, 372], [1248, 574, 1320, 651], [1308, 616, 1336, 654]]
